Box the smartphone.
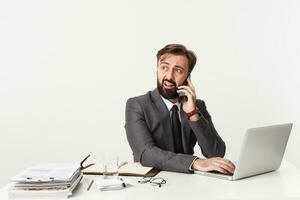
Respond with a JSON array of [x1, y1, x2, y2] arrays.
[[178, 75, 190, 103]]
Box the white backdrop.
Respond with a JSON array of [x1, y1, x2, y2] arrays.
[[0, 0, 299, 186]]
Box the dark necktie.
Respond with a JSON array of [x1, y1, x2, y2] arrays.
[[171, 105, 184, 153]]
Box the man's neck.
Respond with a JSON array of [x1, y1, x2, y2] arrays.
[[168, 98, 178, 104]]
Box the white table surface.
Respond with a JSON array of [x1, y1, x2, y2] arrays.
[[1, 161, 300, 200]]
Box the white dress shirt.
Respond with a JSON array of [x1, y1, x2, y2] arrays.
[[160, 95, 198, 171], [160, 96, 182, 122]]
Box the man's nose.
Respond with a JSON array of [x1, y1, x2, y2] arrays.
[[165, 69, 174, 80]]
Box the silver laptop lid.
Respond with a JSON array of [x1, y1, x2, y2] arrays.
[[233, 123, 293, 180]]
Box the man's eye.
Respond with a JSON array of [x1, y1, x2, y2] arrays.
[[161, 66, 168, 70], [175, 68, 183, 74]]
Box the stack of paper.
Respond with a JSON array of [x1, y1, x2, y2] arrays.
[[8, 163, 82, 198]]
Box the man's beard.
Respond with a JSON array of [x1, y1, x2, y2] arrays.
[[157, 78, 179, 99]]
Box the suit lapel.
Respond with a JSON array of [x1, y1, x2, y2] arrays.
[[150, 89, 175, 152]]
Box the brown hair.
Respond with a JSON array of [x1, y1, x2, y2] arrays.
[[156, 44, 197, 73]]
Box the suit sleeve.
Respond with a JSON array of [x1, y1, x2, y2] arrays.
[[125, 98, 196, 173], [189, 100, 226, 158]]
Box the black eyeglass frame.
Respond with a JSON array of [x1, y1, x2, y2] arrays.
[[138, 177, 166, 187]]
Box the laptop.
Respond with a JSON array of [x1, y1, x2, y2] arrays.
[[195, 123, 293, 181]]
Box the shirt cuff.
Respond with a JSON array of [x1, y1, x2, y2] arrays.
[[188, 157, 199, 171]]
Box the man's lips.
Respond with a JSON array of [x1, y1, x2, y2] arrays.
[[163, 81, 176, 89]]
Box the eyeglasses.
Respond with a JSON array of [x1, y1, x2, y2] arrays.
[[138, 177, 166, 188]]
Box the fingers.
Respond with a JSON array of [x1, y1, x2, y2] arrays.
[[179, 80, 195, 94], [177, 85, 196, 100], [177, 88, 193, 101], [213, 166, 229, 174], [187, 78, 195, 92], [216, 163, 234, 174], [212, 158, 235, 174], [178, 85, 195, 95], [215, 158, 235, 173], [179, 77, 195, 92], [196, 157, 236, 174]]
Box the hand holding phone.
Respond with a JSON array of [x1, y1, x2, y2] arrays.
[[177, 76, 199, 121], [178, 75, 190, 103]]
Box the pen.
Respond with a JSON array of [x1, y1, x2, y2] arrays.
[[87, 179, 94, 191]]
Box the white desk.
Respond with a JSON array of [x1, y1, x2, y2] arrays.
[[1, 161, 300, 200]]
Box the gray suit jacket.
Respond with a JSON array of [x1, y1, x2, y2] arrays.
[[125, 88, 226, 173]]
